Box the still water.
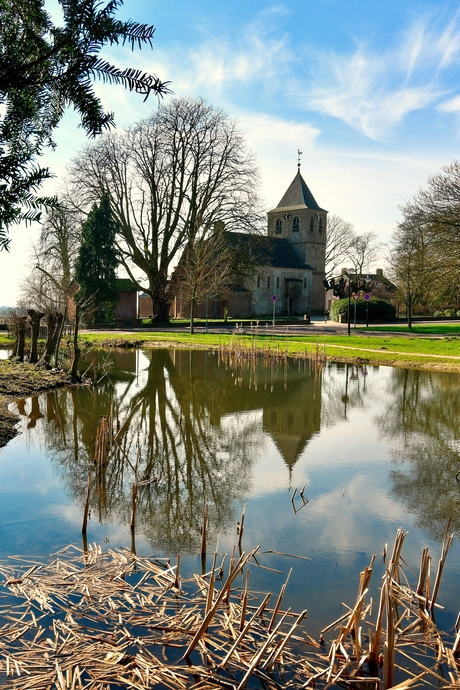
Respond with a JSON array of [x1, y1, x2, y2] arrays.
[[1, 349, 459, 636]]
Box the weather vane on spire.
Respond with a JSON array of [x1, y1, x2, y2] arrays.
[[297, 149, 303, 169]]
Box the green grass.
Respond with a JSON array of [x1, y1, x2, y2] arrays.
[[141, 316, 306, 326], [79, 330, 460, 369], [3, 327, 459, 369], [358, 323, 460, 335]]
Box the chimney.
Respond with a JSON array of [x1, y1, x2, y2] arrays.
[[376, 268, 383, 276]]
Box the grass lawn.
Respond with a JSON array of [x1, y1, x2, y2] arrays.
[[2, 324, 460, 371], [359, 323, 460, 335], [78, 330, 460, 370], [0, 334, 12, 348]]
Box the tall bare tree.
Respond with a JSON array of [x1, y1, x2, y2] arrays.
[[68, 97, 262, 322], [396, 160, 460, 306], [34, 201, 81, 304], [346, 232, 381, 276], [388, 220, 443, 326], [325, 214, 356, 277], [172, 229, 235, 334]]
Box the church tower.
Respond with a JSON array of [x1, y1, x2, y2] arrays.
[[267, 167, 327, 312]]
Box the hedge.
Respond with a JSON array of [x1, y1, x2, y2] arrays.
[[329, 297, 396, 322]]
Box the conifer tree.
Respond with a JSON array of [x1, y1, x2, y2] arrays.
[[0, 0, 170, 249], [75, 195, 118, 324]]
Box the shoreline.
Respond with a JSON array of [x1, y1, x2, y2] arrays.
[[81, 330, 460, 372], [0, 360, 76, 449], [1, 329, 459, 447]]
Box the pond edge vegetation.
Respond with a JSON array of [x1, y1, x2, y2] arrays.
[[0, 520, 458, 690], [1, 324, 460, 448]]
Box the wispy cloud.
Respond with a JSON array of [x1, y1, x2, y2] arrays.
[[97, 5, 460, 141], [307, 10, 460, 139], [239, 113, 320, 148], [148, 9, 294, 98], [438, 94, 460, 113]]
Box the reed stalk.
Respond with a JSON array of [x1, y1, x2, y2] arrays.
[[81, 473, 92, 535]]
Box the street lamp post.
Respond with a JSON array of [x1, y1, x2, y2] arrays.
[[347, 284, 351, 336], [272, 294, 277, 326]]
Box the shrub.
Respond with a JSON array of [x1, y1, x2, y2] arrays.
[[330, 297, 396, 322]]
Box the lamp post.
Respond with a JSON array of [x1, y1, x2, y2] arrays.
[[364, 292, 371, 327], [347, 283, 351, 336]]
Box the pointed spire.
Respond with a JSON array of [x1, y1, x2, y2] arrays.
[[275, 170, 323, 211]]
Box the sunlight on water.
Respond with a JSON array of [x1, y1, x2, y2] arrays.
[[1, 349, 459, 635]]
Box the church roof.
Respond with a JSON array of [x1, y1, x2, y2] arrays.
[[269, 432, 309, 468], [227, 233, 313, 270], [271, 170, 327, 213]]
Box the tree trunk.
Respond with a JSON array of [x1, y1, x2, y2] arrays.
[[152, 298, 171, 324], [38, 312, 62, 366], [407, 291, 412, 330], [54, 306, 67, 368], [27, 309, 45, 363], [146, 268, 172, 324], [16, 317, 27, 362], [70, 305, 81, 381], [189, 299, 195, 335]]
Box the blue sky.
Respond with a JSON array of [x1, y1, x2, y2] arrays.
[[2, 0, 460, 304]]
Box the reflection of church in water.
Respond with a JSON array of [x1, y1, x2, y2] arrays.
[[167, 350, 322, 478], [83, 349, 322, 478]]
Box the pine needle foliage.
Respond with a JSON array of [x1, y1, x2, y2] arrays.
[[0, 0, 171, 249], [74, 194, 119, 324]]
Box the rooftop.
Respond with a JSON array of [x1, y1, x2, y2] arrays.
[[227, 233, 313, 271], [270, 170, 327, 213]]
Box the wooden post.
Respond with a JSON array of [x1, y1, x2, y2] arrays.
[[82, 473, 92, 535], [130, 482, 137, 532], [201, 503, 208, 558]]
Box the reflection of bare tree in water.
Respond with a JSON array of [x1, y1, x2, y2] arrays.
[[111, 350, 259, 552], [19, 350, 260, 554], [320, 362, 376, 426], [376, 368, 460, 540]]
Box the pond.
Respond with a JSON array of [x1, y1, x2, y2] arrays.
[[0, 348, 459, 640]]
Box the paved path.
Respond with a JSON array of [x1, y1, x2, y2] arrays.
[[82, 318, 460, 339], [324, 343, 460, 360]]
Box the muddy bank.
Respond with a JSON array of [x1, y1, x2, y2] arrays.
[[0, 361, 74, 448]]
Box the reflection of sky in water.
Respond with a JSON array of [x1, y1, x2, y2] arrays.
[[0, 351, 459, 636]]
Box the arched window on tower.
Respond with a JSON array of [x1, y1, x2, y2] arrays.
[[292, 217, 299, 232], [303, 278, 307, 289], [276, 276, 280, 289], [310, 216, 314, 232], [257, 276, 261, 288], [267, 276, 271, 288], [275, 219, 282, 234], [319, 217, 323, 233]]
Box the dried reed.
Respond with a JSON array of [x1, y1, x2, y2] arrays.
[[0, 523, 457, 690]]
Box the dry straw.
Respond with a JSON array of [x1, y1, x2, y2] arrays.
[[0, 523, 458, 690]]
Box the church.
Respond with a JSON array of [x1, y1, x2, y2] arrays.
[[253, 164, 327, 316], [166, 165, 327, 320]]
